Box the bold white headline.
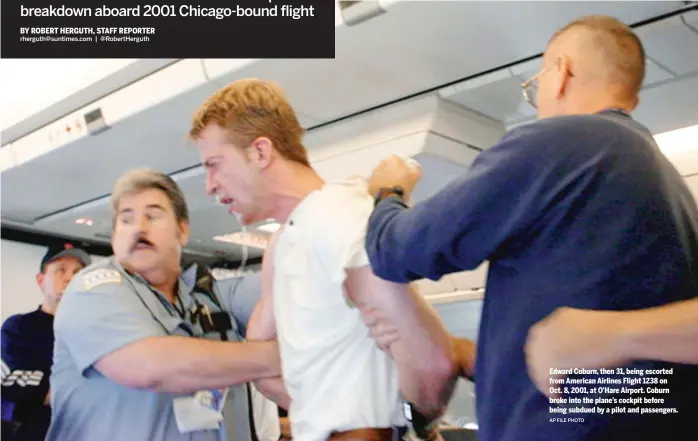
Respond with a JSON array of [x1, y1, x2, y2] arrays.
[[20, 4, 315, 19]]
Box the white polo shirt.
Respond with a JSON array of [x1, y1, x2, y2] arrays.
[[272, 178, 406, 441]]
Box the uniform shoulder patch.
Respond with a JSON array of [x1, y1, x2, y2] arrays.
[[82, 268, 123, 291]]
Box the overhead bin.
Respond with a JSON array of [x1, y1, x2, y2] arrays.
[[439, 65, 536, 126], [72, 59, 209, 129], [0, 59, 143, 142], [299, 94, 498, 293], [8, 60, 210, 169], [338, 0, 386, 26], [0, 143, 15, 172], [336, 0, 405, 26], [306, 94, 503, 204]]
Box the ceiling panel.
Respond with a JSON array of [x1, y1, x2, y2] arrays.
[[0, 83, 218, 223], [685, 9, 698, 27], [644, 57, 677, 86], [636, 13, 698, 75], [634, 73, 698, 133], [439, 71, 525, 123]]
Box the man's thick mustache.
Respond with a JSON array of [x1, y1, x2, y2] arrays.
[[131, 237, 155, 250]]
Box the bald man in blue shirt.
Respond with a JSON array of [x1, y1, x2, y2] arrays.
[[364, 15, 698, 441]]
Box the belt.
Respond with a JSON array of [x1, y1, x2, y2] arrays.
[[329, 427, 407, 441]]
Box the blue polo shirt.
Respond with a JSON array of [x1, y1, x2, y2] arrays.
[[366, 110, 698, 441]]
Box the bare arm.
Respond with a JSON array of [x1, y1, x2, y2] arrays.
[[246, 232, 291, 409], [622, 298, 698, 364], [525, 300, 698, 397], [94, 336, 281, 394], [345, 266, 457, 418]]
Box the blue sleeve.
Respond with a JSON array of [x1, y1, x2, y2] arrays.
[[218, 272, 263, 337], [1, 316, 51, 408], [1, 315, 22, 370], [54, 268, 165, 376], [366, 126, 551, 283]]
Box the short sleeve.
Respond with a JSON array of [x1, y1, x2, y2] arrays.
[[54, 268, 165, 376], [218, 272, 263, 336], [314, 180, 374, 283]]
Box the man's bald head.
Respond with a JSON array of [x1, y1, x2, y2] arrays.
[[533, 15, 646, 118], [550, 15, 645, 99]]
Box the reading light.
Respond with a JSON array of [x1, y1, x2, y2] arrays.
[[75, 218, 93, 226]]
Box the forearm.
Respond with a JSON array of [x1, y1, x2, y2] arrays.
[[246, 287, 290, 409], [366, 199, 423, 283], [620, 298, 698, 365], [392, 344, 457, 418], [382, 285, 457, 416], [254, 377, 291, 409], [115, 336, 281, 394], [366, 198, 472, 283]]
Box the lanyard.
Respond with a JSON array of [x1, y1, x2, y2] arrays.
[[143, 283, 187, 320], [122, 271, 196, 337], [121, 266, 237, 342]]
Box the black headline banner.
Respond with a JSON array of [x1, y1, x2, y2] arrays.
[[1, 0, 335, 58]]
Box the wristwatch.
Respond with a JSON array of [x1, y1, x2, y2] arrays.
[[408, 403, 442, 441], [374, 186, 405, 206]]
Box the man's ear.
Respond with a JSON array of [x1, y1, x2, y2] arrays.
[[178, 220, 190, 246], [554, 56, 574, 99], [248, 137, 274, 169], [36, 272, 45, 289]]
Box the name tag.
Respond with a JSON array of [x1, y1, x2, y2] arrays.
[[173, 388, 229, 433]]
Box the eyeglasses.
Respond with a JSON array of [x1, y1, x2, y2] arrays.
[[520, 65, 554, 109]]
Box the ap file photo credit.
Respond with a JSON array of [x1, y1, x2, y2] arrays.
[[2, 0, 335, 58]]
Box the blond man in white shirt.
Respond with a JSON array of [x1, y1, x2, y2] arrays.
[[189, 79, 459, 441]]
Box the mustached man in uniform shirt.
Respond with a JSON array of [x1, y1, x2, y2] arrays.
[[46, 168, 281, 441], [1, 243, 91, 441], [189, 79, 464, 441]]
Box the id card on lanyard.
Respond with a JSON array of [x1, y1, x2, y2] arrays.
[[173, 388, 229, 432]]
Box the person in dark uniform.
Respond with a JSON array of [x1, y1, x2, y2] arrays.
[[1, 243, 91, 441], [363, 14, 698, 441]]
